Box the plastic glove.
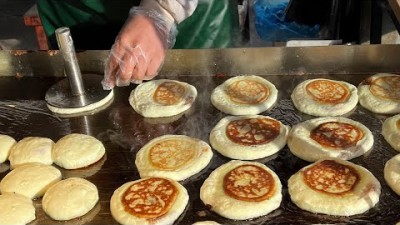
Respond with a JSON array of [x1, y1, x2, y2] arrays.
[[102, 7, 177, 90]]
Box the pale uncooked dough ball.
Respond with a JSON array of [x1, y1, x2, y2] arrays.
[[52, 133, 105, 169], [0, 163, 61, 199], [8, 137, 54, 169], [42, 177, 99, 221], [0, 134, 16, 163], [0, 193, 35, 225]]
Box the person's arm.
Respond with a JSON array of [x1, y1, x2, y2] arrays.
[[102, 0, 198, 90]]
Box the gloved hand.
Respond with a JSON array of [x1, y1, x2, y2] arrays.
[[102, 8, 177, 90]]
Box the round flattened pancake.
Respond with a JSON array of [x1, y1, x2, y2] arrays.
[[0, 134, 16, 163], [0, 163, 61, 199], [358, 73, 400, 114], [211, 75, 278, 115], [210, 115, 289, 160], [200, 160, 282, 220], [42, 177, 99, 221], [291, 78, 358, 116], [136, 135, 213, 181], [0, 193, 35, 225], [192, 221, 221, 225], [384, 154, 400, 196], [129, 79, 197, 118], [52, 133, 105, 169], [110, 177, 189, 225], [288, 117, 374, 162], [288, 159, 381, 216], [8, 137, 54, 169], [382, 114, 400, 151]]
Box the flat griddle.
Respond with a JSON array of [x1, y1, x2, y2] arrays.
[[0, 72, 399, 225]]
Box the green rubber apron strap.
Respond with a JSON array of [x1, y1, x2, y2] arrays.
[[37, 0, 240, 49]]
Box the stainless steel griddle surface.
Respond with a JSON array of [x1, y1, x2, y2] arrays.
[[0, 74, 399, 225]]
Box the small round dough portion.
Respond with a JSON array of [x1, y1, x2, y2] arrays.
[[384, 154, 400, 196], [42, 177, 99, 221], [288, 159, 381, 216], [358, 73, 400, 114], [129, 79, 198, 118], [211, 75, 278, 115], [0, 193, 35, 225], [0, 134, 16, 163], [291, 78, 358, 116], [200, 160, 282, 220], [53, 133, 105, 169], [210, 115, 289, 160], [8, 137, 54, 169], [382, 114, 400, 151], [0, 163, 61, 199], [288, 117, 374, 162], [136, 135, 213, 181], [110, 177, 189, 225]]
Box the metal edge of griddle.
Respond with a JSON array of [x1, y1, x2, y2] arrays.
[[0, 45, 400, 78]]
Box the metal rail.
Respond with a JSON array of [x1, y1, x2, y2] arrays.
[[1, 45, 400, 78]]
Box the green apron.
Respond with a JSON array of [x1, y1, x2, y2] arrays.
[[37, 0, 240, 50]]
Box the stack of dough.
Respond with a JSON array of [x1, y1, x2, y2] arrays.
[[288, 159, 381, 216], [110, 177, 188, 225], [358, 73, 400, 114], [8, 137, 54, 169], [129, 79, 198, 118], [0, 163, 61, 199], [210, 115, 289, 160], [135, 135, 213, 181], [0, 134, 16, 163], [291, 78, 358, 116], [52, 133, 105, 169], [200, 160, 282, 220], [288, 117, 374, 161], [211, 75, 278, 115]]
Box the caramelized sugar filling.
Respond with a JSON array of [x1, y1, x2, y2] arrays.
[[310, 122, 363, 149], [223, 165, 275, 202], [303, 160, 359, 195], [226, 118, 280, 146], [153, 81, 185, 105], [226, 80, 269, 104], [122, 178, 178, 219], [149, 139, 196, 170], [305, 80, 350, 104], [370, 76, 400, 101]]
